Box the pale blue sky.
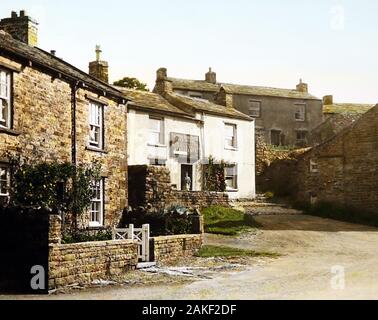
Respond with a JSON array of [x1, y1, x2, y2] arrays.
[[1, 0, 377, 103]]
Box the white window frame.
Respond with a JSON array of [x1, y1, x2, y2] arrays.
[[88, 101, 104, 149], [0, 165, 11, 201], [225, 164, 238, 191], [310, 159, 319, 173], [0, 68, 12, 129], [148, 116, 165, 146], [225, 123, 237, 150], [248, 100, 262, 118], [295, 103, 306, 122], [89, 179, 104, 228]]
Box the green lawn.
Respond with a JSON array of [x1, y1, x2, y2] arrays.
[[196, 245, 279, 258], [202, 206, 261, 236]]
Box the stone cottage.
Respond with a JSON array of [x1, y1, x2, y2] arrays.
[[169, 69, 323, 147], [124, 68, 256, 201], [295, 103, 378, 214], [0, 11, 128, 229], [309, 95, 375, 146]]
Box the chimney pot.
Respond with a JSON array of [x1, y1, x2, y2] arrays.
[[50, 50, 56, 56], [296, 79, 308, 93], [0, 10, 38, 46]]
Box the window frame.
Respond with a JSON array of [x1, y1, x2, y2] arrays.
[[294, 103, 306, 122], [88, 101, 105, 150], [310, 159, 319, 173], [148, 116, 165, 146], [225, 164, 238, 191], [0, 164, 11, 203], [248, 100, 262, 118], [89, 178, 105, 228], [225, 123, 238, 150], [270, 129, 282, 146], [0, 68, 12, 129]]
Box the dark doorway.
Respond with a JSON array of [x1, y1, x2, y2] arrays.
[[181, 165, 193, 191]]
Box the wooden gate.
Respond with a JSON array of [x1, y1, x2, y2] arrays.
[[113, 224, 150, 262]]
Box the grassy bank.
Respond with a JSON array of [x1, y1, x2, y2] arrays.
[[196, 245, 279, 258], [202, 206, 260, 236]]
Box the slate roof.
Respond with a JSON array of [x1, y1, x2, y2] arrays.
[[0, 30, 124, 99], [165, 93, 253, 121], [323, 103, 375, 115], [169, 77, 320, 100], [115, 87, 191, 117]]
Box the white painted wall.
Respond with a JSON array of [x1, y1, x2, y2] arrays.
[[127, 108, 256, 199]]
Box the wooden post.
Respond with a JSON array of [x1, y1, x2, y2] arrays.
[[142, 224, 150, 262], [112, 227, 116, 240], [128, 224, 134, 240]]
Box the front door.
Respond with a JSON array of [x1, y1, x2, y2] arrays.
[[181, 165, 193, 191]]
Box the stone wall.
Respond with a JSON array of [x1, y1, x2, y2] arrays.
[[295, 105, 378, 214], [49, 240, 138, 289], [48, 215, 138, 289], [0, 52, 128, 229], [129, 165, 229, 209], [152, 234, 203, 262]]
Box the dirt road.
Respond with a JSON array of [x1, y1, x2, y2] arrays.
[[4, 214, 378, 300]]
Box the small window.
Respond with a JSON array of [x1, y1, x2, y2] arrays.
[[248, 100, 261, 118], [0, 69, 12, 129], [148, 117, 164, 146], [225, 165, 238, 190], [310, 159, 319, 173], [271, 130, 281, 146], [295, 104, 306, 121], [89, 179, 104, 227], [0, 165, 10, 204], [225, 124, 237, 149], [296, 130, 308, 143], [149, 158, 166, 166], [89, 102, 104, 149]]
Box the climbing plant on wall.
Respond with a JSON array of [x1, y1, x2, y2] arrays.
[[202, 156, 227, 192]]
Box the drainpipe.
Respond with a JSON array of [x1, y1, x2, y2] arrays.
[[71, 81, 79, 165]]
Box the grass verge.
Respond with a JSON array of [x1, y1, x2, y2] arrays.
[[202, 206, 261, 236], [196, 245, 279, 258]]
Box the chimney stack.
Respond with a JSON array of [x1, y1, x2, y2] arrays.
[[153, 67, 173, 95], [0, 10, 38, 46], [296, 79, 308, 93], [205, 67, 217, 84], [323, 95, 334, 105], [88, 45, 109, 83]]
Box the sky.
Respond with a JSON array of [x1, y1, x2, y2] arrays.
[[1, 0, 378, 103]]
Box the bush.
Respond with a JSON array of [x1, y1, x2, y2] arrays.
[[62, 228, 112, 244], [120, 205, 197, 236]]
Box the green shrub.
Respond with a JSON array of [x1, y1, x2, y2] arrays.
[[62, 228, 112, 244]]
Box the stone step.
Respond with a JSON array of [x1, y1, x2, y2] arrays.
[[137, 262, 157, 269]]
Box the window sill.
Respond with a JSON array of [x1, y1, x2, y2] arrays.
[[226, 189, 239, 193], [87, 224, 105, 230], [147, 143, 167, 148], [225, 147, 238, 151], [0, 127, 21, 136], [86, 146, 108, 154]]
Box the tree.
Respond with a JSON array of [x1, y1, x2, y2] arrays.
[[113, 77, 149, 91]]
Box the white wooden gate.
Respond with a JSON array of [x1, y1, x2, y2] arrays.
[[112, 224, 150, 262]]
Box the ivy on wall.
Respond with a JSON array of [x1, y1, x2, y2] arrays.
[[202, 156, 227, 192]]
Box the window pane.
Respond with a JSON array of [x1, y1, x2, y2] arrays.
[[0, 167, 9, 195], [149, 118, 161, 132]]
